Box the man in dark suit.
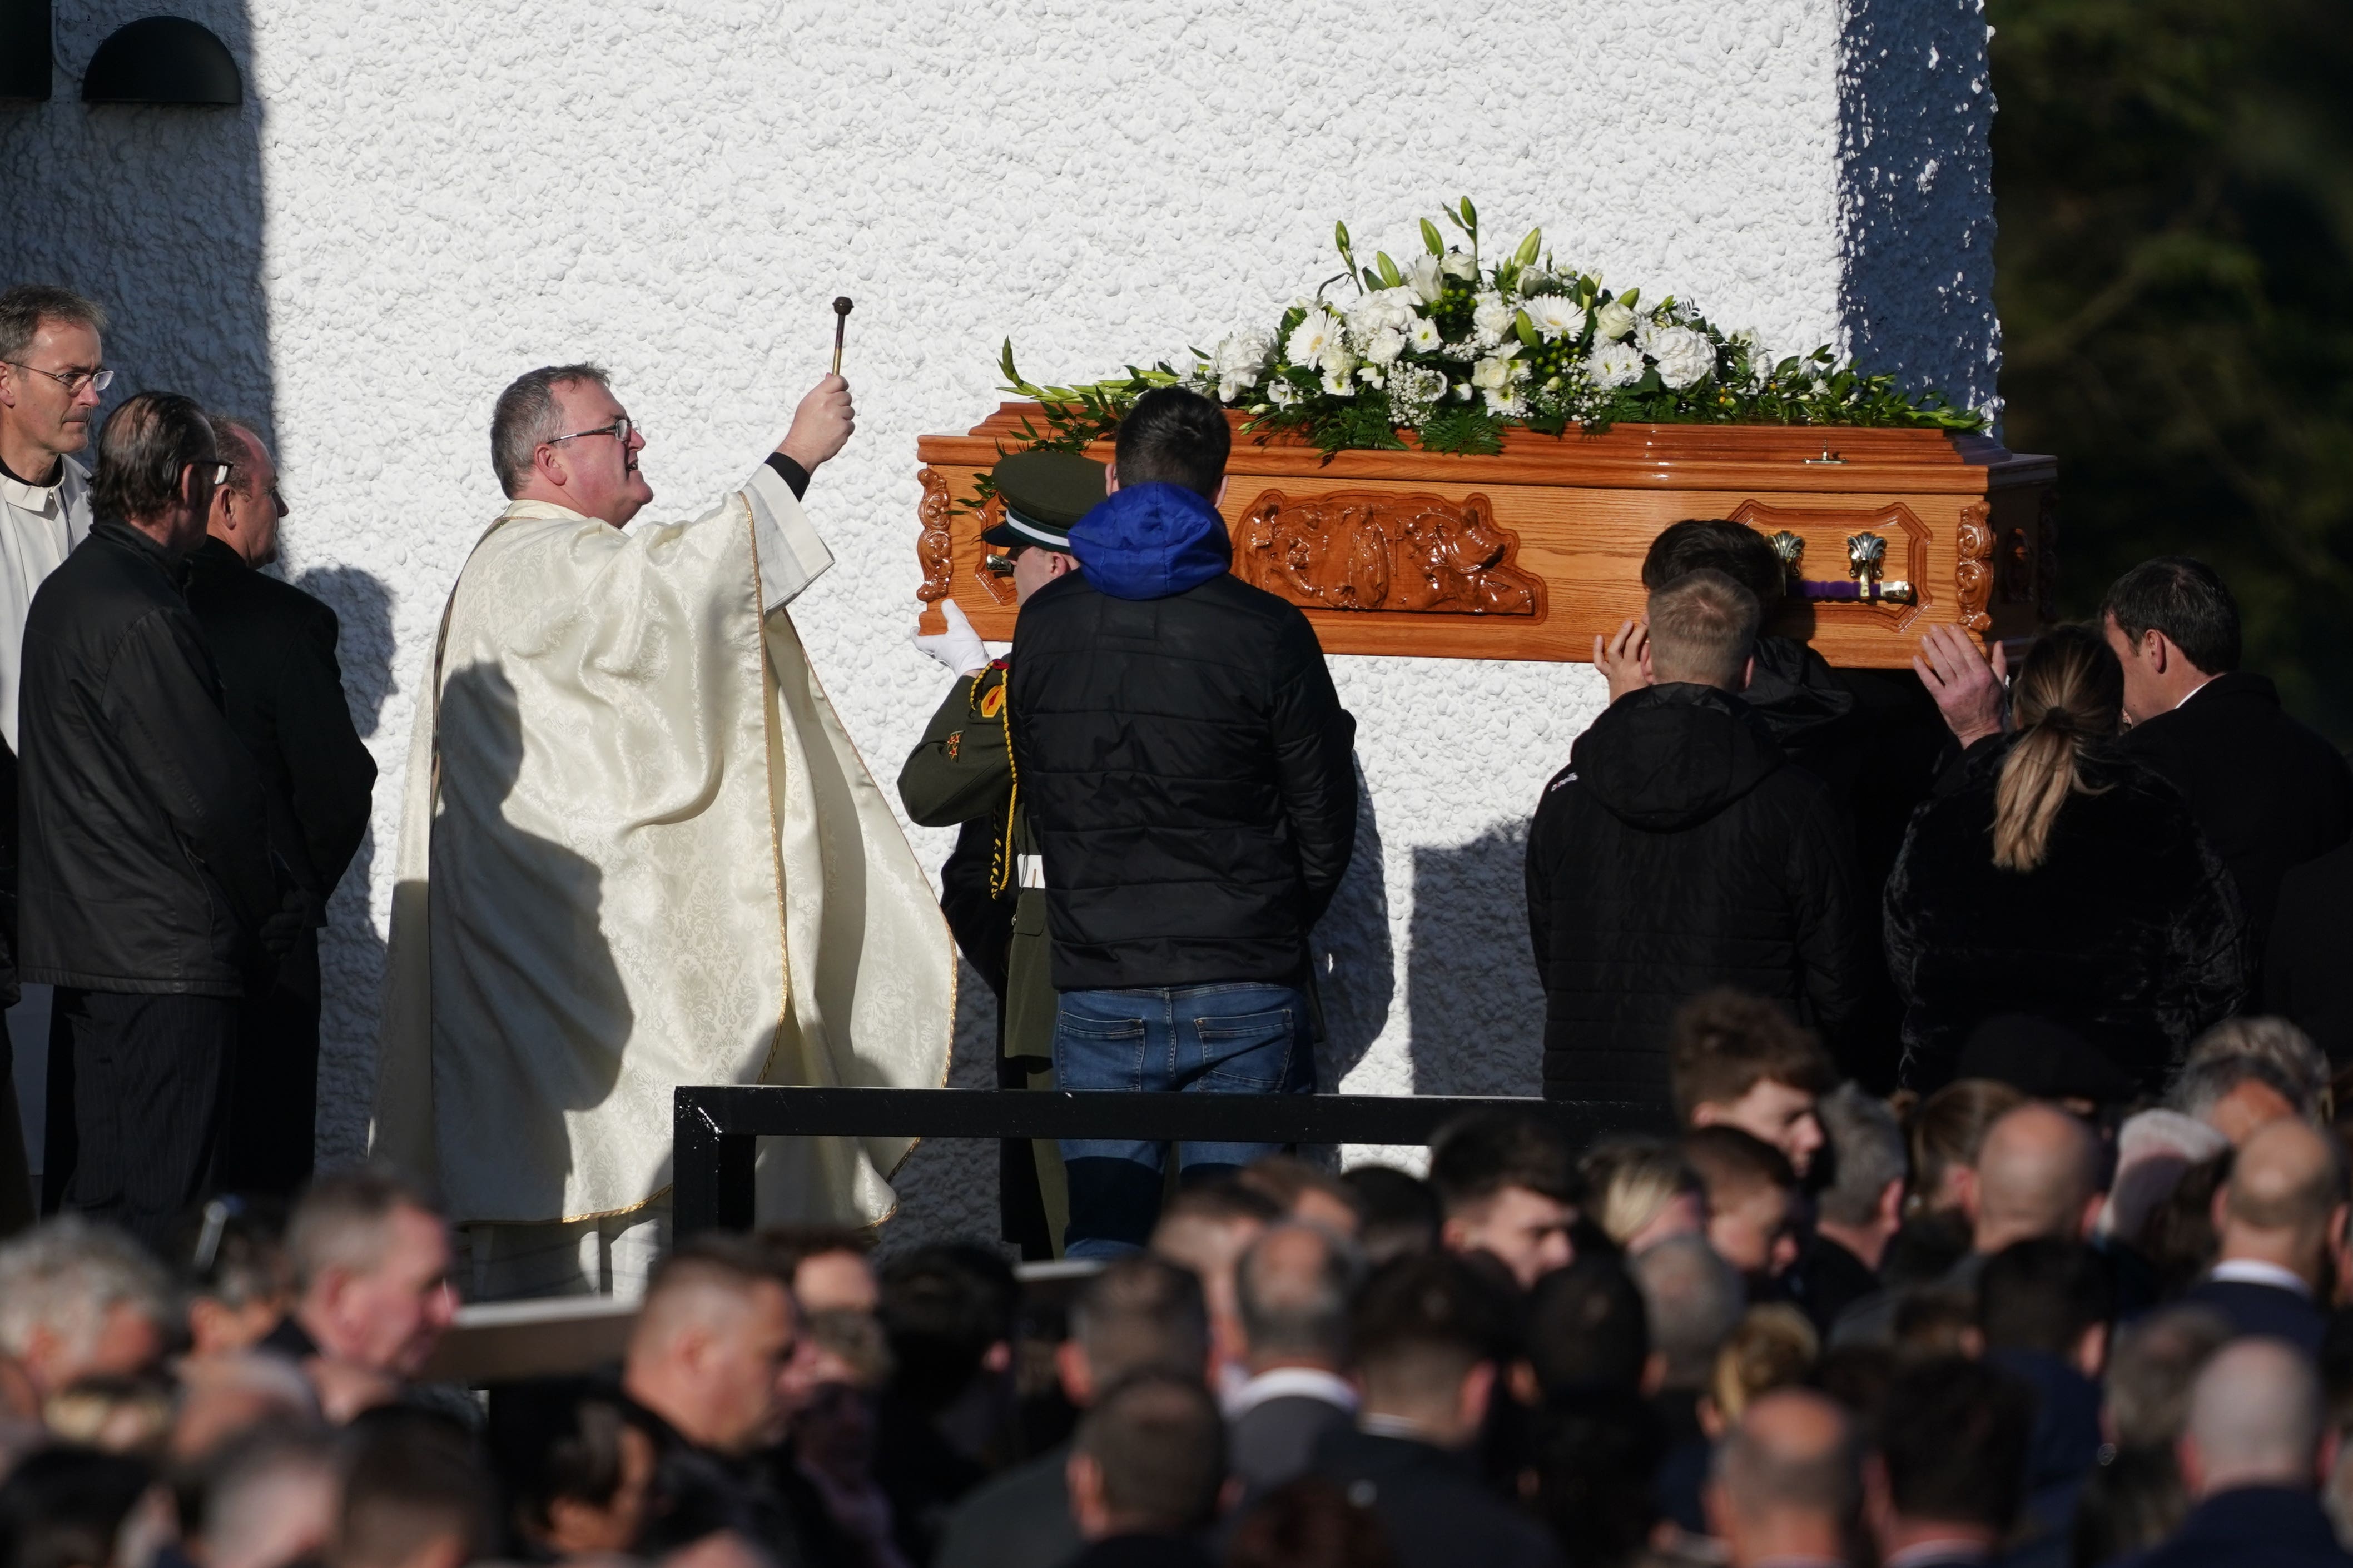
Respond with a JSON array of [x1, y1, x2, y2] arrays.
[[1227, 1222, 1361, 1498], [1868, 1357, 2036, 1568], [2099, 557, 2353, 950], [2266, 840, 2353, 1063], [2185, 1118, 2346, 1357], [2121, 1338, 2352, 1568], [185, 417, 375, 1196]]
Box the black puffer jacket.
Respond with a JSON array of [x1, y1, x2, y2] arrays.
[[1008, 483, 1358, 992], [17, 522, 280, 995], [1525, 683, 1869, 1105], [1884, 740, 2248, 1092]]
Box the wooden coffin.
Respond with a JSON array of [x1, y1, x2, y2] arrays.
[[914, 406, 2056, 668]]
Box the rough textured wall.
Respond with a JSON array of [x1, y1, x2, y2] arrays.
[[1, 0, 1994, 1246]]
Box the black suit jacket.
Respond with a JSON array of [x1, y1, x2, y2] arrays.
[[183, 538, 375, 918], [2267, 840, 2353, 1064], [2118, 673, 2353, 947], [2118, 1485, 2353, 1568], [2182, 1276, 2327, 1357], [1311, 1426, 1562, 1568]]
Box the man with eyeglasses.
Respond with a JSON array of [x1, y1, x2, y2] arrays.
[[16, 390, 298, 1253], [374, 361, 953, 1296], [185, 415, 378, 1197], [0, 283, 111, 1236]]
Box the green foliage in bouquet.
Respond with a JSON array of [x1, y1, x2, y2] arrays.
[[997, 200, 1987, 459]]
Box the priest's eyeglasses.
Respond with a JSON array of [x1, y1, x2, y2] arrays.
[[3, 361, 112, 395], [546, 416, 634, 447]]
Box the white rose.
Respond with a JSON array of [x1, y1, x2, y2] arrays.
[[1592, 301, 1636, 341], [1363, 327, 1407, 365], [1285, 309, 1343, 367], [1318, 340, 1357, 379], [1407, 317, 1442, 353], [1439, 251, 1477, 280], [1520, 296, 1587, 342], [1648, 325, 1717, 390], [1472, 292, 1515, 347], [1586, 341, 1645, 389], [1406, 255, 1444, 303], [1470, 354, 1521, 392]]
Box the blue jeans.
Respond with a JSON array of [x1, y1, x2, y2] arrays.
[[1053, 982, 1314, 1258]]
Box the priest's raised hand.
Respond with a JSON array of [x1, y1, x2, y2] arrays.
[[371, 362, 952, 1298]]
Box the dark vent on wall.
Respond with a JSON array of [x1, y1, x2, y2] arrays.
[[1, 0, 51, 104], [82, 15, 241, 106]]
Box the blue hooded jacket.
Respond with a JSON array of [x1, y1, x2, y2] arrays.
[[1066, 482, 1231, 601]]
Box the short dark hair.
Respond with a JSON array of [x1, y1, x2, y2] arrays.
[[0, 1446, 153, 1568], [90, 390, 216, 526], [878, 1243, 1019, 1412], [1876, 1357, 2033, 1531], [0, 283, 107, 362], [486, 1379, 656, 1537], [336, 1408, 490, 1568], [1071, 1253, 1210, 1387], [1343, 1165, 1442, 1262], [1669, 989, 1836, 1121], [1113, 386, 1230, 500], [1351, 1252, 1515, 1403], [2099, 556, 2240, 674], [1643, 518, 1786, 604], [1076, 1372, 1227, 1531], [1225, 1477, 1398, 1568], [1977, 1238, 2116, 1357], [1531, 1386, 1670, 1568], [1525, 1257, 1650, 1397], [1429, 1111, 1578, 1214], [1682, 1125, 1799, 1203], [490, 362, 610, 497]]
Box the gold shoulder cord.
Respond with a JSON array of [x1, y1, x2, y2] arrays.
[[990, 672, 1019, 899]]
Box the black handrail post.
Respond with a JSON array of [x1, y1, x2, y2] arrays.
[[673, 1087, 757, 1237]]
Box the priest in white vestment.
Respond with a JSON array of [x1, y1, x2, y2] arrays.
[[373, 364, 954, 1297]]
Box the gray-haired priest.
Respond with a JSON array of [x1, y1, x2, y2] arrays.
[[371, 366, 952, 1299]]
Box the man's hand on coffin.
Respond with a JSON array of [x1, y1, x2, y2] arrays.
[[778, 372, 855, 472], [1594, 617, 1652, 704], [914, 598, 990, 678], [1913, 622, 2009, 746]]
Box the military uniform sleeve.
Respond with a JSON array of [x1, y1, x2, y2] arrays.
[[896, 668, 1015, 828]]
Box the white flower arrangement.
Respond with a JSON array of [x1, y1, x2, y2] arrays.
[[998, 201, 1985, 456]]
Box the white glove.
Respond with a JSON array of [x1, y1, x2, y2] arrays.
[[914, 598, 990, 678]]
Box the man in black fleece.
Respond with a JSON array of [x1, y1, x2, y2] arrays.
[[1524, 569, 1867, 1111]]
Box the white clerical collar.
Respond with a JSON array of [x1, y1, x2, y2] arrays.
[[1225, 1365, 1358, 1421], [2210, 1258, 2311, 1296], [0, 453, 80, 514]]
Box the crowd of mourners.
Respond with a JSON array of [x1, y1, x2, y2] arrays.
[[8, 1022, 2353, 1568]]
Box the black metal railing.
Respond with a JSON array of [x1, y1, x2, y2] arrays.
[[672, 1086, 1672, 1236]]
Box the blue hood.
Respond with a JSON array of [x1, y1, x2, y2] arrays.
[[1067, 483, 1231, 601]]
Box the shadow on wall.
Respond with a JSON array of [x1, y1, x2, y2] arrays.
[[1408, 820, 1545, 1098], [1310, 756, 1393, 1093], [299, 566, 394, 1166]]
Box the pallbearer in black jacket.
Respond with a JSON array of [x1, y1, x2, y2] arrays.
[[18, 394, 293, 1251], [184, 416, 377, 1196], [1525, 569, 1867, 1111]]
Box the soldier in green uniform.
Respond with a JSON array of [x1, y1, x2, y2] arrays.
[[897, 449, 1102, 1258]]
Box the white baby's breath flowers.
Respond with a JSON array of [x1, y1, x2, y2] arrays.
[[1648, 326, 1717, 390], [1285, 308, 1343, 367], [1586, 341, 1645, 388], [1407, 317, 1443, 354], [1521, 296, 1587, 342], [1389, 364, 1448, 417], [1592, 300, 1636, 341], [1363, 327, 1407, 365]]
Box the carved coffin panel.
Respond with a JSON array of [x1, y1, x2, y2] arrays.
[[1233, 490, 1545, 618]]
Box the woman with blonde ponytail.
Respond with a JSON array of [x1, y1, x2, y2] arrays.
[[1885, 624, 2248, 1093]]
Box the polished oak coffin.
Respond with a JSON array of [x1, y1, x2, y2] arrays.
[[915, 405, 2056, 668]]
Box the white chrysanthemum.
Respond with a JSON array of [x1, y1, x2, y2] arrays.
[[1649, 326, 1717, 390], [1285, 309, 1344, 367], [1363, 327, 1407, 365], [1406, 255, 1444, 303], [1586, 341, 1645, 388], [1521, 296, 1587, 342], [1439, 251, 1477, 280], [1592, 300, 1636, 341], [1345, 287, 1420, 345], [1320, 365, 1356, 397], [1213, 328, 1272, 379], [1472, 292, 1515, 348], [1407, 317, 1443, 354]]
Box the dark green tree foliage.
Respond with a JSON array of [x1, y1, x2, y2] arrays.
[[1992, 0, 2353, 740]]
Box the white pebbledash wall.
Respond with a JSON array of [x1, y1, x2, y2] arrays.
[[1, 0, 1995, 1245]]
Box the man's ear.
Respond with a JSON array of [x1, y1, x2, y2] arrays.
[[1101, 461, 1119, 495], [1439, 1214, 1474, 1254], [1877, 1177, 1907, 1233], [1640, 1348, 1670, 1397], [1736, 655, 1755, 694], [1214, 475, 1229, 507], [1055, 1337, 1094, 1406], [1460, 1359, 1498, 1432], [1066, 1451, 1110, 1538], [1689, 1103, 1726, 1133], [2144, 629, 2171, 673], [2074, 1321, 2110, 1381]]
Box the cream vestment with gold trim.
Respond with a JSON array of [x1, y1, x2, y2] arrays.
[[371, 465, 953, 1237]]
